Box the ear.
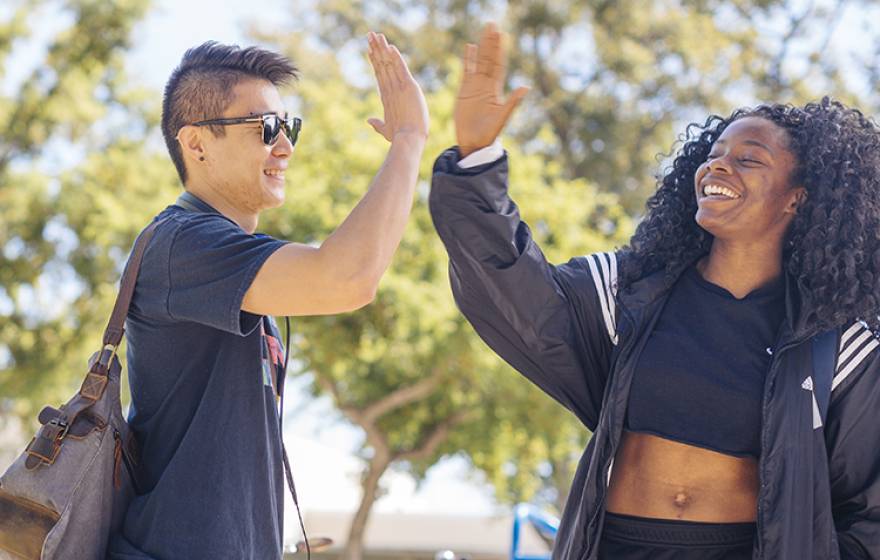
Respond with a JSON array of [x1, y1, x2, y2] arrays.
[[176, 125, 207, 164], [785, 187, 807, 215]]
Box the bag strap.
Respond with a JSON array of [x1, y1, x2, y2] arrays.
[[812, 326, 839, 423], [82, 218, 167, 390], [26, 217, 166, 469], [175, 190, 209, 213], [101, 220, 165, 348]]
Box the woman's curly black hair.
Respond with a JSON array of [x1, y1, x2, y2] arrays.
[[618, 97, 880, 333]]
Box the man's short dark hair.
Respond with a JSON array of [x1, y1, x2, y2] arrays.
[[162, 41, 299, 185]]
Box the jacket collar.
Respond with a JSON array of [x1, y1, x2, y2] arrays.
[[617, 255, 816, 345]]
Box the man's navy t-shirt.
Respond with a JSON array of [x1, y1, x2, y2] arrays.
[[108, 195, 289, 559]]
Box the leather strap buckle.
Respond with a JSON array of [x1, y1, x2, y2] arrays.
[[97, 343, 119, 370], [25, 418, 68, 468], [80, 344, 116, 400], [48, 417, 70, 440]]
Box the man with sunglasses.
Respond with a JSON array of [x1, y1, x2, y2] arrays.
[[108, 34, 428, 560]]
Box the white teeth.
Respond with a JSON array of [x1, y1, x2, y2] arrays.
[[264, 169, 285, 177], [702, 184, 739, 199]]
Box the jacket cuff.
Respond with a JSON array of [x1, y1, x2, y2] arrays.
[[458, 140, 504, 168], [433, 146, 508, 177]]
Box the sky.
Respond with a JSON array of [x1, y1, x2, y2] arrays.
[[125, 0, 293, 91]]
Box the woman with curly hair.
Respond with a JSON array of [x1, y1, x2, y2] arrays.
[[430, 23, 880, 560]]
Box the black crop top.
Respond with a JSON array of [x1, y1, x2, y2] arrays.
[[625, 264, 785, 458]]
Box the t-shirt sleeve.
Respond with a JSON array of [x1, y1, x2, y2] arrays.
[[164, 214, 288, 335]]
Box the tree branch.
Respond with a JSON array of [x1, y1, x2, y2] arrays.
[[768, 0, 815, 95], [361, 373, 443, 425], [315, 375, 365, 424], [394, 411, 470, 463]]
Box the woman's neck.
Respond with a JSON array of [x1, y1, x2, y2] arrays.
[[697, 239, 784, 299]]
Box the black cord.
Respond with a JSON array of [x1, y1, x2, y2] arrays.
[[279, 316, 310, 560]]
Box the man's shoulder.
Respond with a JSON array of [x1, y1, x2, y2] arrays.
[[151, 205, 240, 234], [144, 205, 250, 254]]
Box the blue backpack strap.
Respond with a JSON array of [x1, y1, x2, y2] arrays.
[[812, 327, 839, 422]]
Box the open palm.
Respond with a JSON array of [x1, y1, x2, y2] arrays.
[[454, 22, 529, 157], [366, 32, 429, 142]]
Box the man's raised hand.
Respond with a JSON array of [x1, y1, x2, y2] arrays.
[[366, 32, 429, 143], [454, 22, 529, 157]]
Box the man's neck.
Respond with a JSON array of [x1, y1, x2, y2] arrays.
[[184, 184, 258, 234]]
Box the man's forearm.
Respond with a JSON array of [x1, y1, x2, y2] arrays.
[[319, 132, 425, 294]]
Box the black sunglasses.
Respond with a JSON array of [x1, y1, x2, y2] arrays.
[[191, 114, 302, 146]]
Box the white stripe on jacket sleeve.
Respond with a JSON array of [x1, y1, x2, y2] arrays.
[[833, 321, 880, 391], [839, 322, 862, 351], [585, 252, 618, 345]]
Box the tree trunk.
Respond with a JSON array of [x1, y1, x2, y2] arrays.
[[340, 452, 392, 560]]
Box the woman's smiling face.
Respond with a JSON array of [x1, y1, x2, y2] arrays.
[[694, 116, 804, 244]]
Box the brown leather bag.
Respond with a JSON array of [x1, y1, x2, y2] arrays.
[[0, 219, 162, 560]]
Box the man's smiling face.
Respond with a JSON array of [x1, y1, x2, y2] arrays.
[[201, 78, 294, 214]]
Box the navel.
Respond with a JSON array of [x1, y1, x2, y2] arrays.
[[672, 491, 692, 512]]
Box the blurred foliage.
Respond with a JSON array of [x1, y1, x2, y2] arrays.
[[296, 0, 878, 212], [0, 0, 175, 420]]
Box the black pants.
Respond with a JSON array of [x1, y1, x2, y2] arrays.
[[598, 511, 756, 559]]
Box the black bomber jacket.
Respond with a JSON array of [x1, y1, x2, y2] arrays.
[[429, 148, 880, 559]]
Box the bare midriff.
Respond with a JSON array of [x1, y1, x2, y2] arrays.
[[605, 430, 759, 522]]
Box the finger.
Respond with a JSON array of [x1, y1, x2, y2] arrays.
[[491, 32, 509, 96], [477, 23, 499, 75], [367, 118, 387, 137], [367, 51, 384, 95], [368, 40, 391, 95], [490, 30, 503, 72], [378, 50, 397, 99], [498, 86, 529, 125], [388, 45, 409, 89], [367, 35, 378, 66], [377, 32, 390, 52], [367, 31, 380, 61], [463, 43, 477, 75], [374, 34, 397, 90]]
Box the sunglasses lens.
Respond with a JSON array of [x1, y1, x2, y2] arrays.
[[285, 118, 300, 146], [263, 116, 281, 145], [261, 115, 300, 146]]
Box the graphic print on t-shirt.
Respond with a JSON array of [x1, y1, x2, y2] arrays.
[[261, 320, 286, 399]]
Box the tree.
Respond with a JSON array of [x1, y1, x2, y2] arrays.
[[299, 0, 877, 212], [0, 0, 162, 427]]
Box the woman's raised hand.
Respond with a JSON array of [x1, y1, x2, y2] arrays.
[[454, 22, 529, 157]]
